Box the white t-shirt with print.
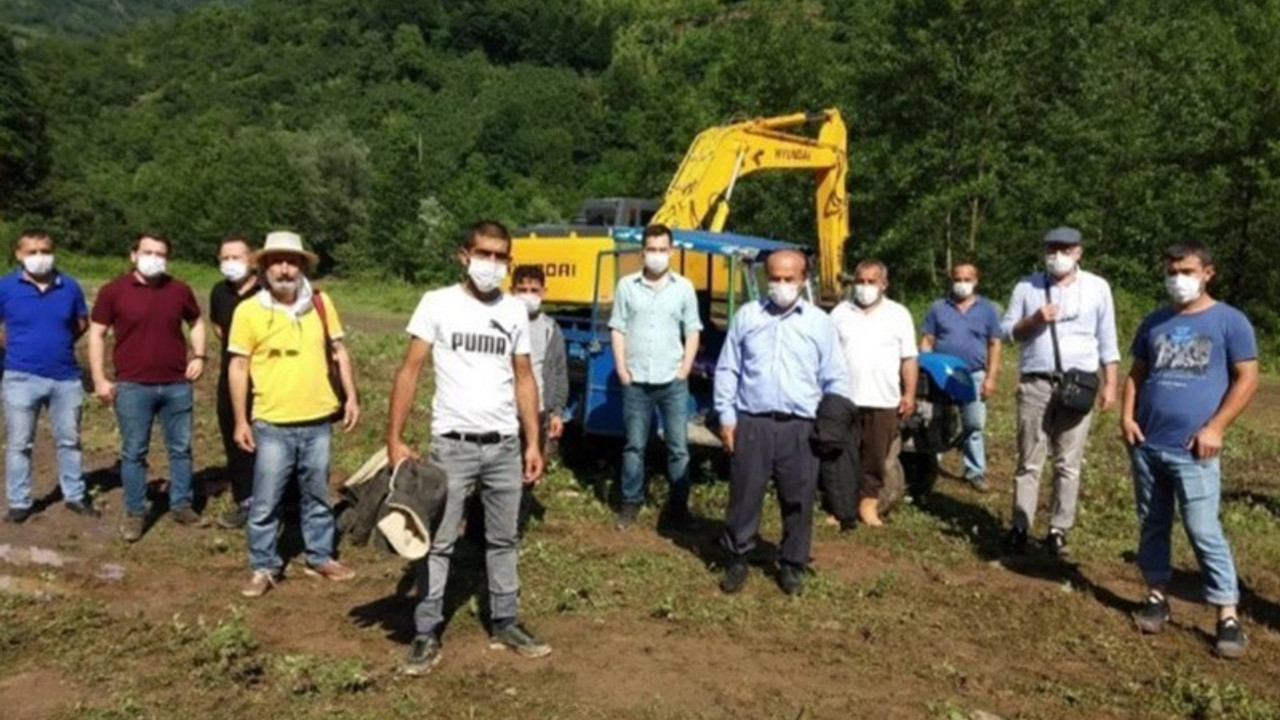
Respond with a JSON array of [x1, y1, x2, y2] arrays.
[[830, 298, 919, 409], [406, 284, 531, 436]]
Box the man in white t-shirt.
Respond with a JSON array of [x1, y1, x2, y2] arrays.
[[830, 259, 919, 527], [387, 221, 547, 676]]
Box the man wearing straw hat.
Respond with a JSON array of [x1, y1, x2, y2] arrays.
[[227, 231, 360, 598]]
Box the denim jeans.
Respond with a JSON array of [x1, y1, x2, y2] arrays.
[[247, 420, 336, 571], [115, 381, 194, 516], [3, 371, 85, 510], [620, 380, 690, 507], [1131, 444, 1239, 606], [958, 370, 987, 480], [415, 434, 523, 637]]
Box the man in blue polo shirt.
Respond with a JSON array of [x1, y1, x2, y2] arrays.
[[0, 230, 93, 523], [920, 261, 1003, 491]]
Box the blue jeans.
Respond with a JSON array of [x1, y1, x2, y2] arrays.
[[3, 371, 85, 510], [115, 381, 194, 516], [620, 380, 690, 506], [1131, 444, 1238, 606], [415, 434, 523, 637], [247, 420, 336, 572], [958, 370, 987, 480]]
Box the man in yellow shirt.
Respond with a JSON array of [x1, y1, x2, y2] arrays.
[[227, 231, 360, 597]]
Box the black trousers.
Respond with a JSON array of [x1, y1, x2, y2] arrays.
[[721, 414, 819, 567], [216, 367, 256, 504]]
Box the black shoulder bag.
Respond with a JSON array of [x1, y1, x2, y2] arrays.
[[1044, 276, 1099, 414]]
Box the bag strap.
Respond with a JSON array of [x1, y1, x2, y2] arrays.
[[311, 291, 337, 367], [1043, 273, 1064, 375]]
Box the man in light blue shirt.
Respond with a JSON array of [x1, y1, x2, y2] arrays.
[[1001, 227, 1120, 556], [608, 224, 702, 531], [714, 250, 849, 596]]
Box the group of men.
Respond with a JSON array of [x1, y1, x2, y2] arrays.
[[0, 221, 1259, 666]]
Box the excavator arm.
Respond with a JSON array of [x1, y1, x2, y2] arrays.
[[652, 109, 849, 304]]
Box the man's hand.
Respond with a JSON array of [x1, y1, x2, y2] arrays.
[[341, 398, 360, 431], [523, 445, 545, 485], [1035, 303, 1061, 326], [548, 414, 564, 440], [898, 396, 917, 418], [1189, 425, 1224, 460], [1120, 417, 1145, 447], [234, 421, 256, 452], [387, 438, 418, 467], [719, 424, 736, 454], [675, 366, 690, 381], [185, 358, 206, 382], [93, 379, 116, 405], [617, 368, 633, 386], [980, 375, 997, 400], [1098, 384, 1117, 412]]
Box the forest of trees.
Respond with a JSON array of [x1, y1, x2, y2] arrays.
[[2, 0, 1280, 342]]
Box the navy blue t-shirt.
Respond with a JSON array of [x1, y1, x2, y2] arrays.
[[0, 269, 89, 381], [921, 296, 1002, 372], [1132, 302, 1257, 454]]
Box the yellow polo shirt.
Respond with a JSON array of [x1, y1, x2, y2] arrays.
[[227, 290, 344, 424]]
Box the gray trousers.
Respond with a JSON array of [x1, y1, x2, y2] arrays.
[[721, 414, 819, 566], [414, 434, 523, 637], [1012, 377, 1094, 533]]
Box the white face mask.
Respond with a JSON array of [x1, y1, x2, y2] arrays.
[[767, 281, 802, 309], [516, 291, 542, 315], [853, 284, 881, 307], [644, 251, 670, 274], [951, 281, 975, 300], [467, 257, 507, 294], [22, 254, 54, 277], [1045, 252, 1077, 277], [220, 259, 249, 283], [1165, 274, 1203, 305], [136, 254, 167, 278]]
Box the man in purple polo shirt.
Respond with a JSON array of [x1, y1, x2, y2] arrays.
[[88, 233, 209, 542], [0, 230, 94, 523]]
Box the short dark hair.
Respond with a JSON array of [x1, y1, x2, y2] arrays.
[[134, 232, 172, 254], [1163, 241, 1214, 268], [641, 223, 673, 249], [951, 261, 980, 277], [219, 234, 252, 253], [14, 229, 51, 250], [511, 264, 546, 286], [463, 220, 512, 249]]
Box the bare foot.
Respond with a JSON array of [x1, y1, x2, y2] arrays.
[[857, 498, 884, 527]]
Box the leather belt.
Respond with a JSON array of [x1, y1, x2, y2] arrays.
[[744, 411, 808, 422], [441, 431, 507, 445]]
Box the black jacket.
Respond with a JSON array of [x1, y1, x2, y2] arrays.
[[811, 394, 860, 522]]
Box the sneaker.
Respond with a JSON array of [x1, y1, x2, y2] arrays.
[[614, 502, 640, 531], [776, 563, 804, 596], [241, 569, 279, 598], [170, 506, 211, 528], [1214, 617, 1247, 659], [489, 621, 552, 659], [1002, 527, 1028, 554], [402, 634, 443, 676], [120, 514, 145, 542], [1133, 593, 1171, 634], [4, 507, 33, 524], [966, 476, 990, 493], [303, 560, 356, 582], [216, 505, 248, 530], [65, 499, 100, 518], [719, 557, 749, 594], [1046, 528, 1070, 558]]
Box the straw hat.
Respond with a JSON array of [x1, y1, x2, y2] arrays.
[[254, 231, 318, 271]]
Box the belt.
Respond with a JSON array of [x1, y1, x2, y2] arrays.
[[441, 431, 507, 445], [744, 411, 809, 422], [1021, 373, 1056, 382]]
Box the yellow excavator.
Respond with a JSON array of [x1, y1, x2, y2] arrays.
[[512, 108, 849, 305]]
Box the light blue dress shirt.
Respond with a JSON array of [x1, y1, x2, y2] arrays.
[[608, 271, 703, 384], [714, 299, 851, 426], [1001, 269, 1121, 373]]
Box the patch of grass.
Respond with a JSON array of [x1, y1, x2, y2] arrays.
[[1156, 667, 1280, 720]]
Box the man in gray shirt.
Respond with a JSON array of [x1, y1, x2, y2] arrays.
[[1001, 227, 1120, 556]]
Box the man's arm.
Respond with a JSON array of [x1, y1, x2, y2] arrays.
[[1120, 358, 1148, 446], [387, 338, 430, 466], [677, 284, 703, 379], [1099, 362, 1119, 411], [230, 354, 254, 451], [678, 331, 700, 379], [88, 321, 114, 403], [1191, 360, 1260, 460], [920, 334, 935, 352], [333, 339, 360, 431], [1096, 283, 1121, 411], [610, 329, 631, 384], [899, 356, 919, 417], [514, 353, 544, 483], [982, 338, 1002, 398], [185, 316, 208, 382], [545, 326, 570, 439], [713, 312, 745, 453]]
